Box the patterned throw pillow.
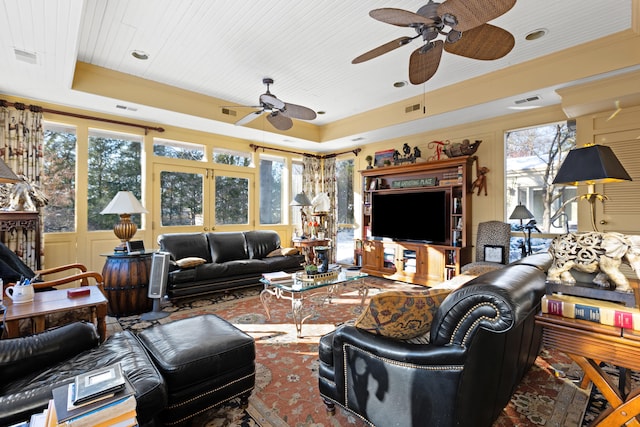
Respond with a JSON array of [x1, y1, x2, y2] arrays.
[[176, 257, 207, 269], [354, 288, 452, 339]]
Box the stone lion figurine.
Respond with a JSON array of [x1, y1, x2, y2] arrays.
[[547, 232, 640, 292]]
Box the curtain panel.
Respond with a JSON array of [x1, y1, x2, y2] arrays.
[[0, 105, 45, 270]]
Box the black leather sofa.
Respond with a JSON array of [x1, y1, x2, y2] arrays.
[[318, 253, 552, 427], [158, 230, 305, 299], [0, 322, 166, 426]]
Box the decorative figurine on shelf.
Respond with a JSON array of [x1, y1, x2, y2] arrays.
[[427, 140, 445, 161], [443, 139, 482, 158], [393, 143, 422, 165], [365, 155, 374, 169]]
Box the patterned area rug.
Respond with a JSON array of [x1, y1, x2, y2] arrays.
[[114, 278, 593, 426]]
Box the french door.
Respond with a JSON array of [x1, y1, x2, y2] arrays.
[[152, 163, 254, 244]]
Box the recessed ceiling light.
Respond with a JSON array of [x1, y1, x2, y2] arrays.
[[131, 50, 149, 60], [393, 81, 408, 88], [525, 29, 548, 41]]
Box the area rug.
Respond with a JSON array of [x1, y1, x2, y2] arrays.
[[115, 279, 593, 426]]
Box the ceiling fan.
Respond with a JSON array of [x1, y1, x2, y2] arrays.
[[353, 0, 516, 85], [234, 78, 317, 131]]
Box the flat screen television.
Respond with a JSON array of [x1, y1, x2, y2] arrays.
[[370, 190, 449, 244]]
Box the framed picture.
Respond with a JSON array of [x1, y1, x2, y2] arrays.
[[484, 245, 504, 263], [374, 149, 395, 167], [369, 179, 378, 191]]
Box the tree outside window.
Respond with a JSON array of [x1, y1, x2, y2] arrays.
[[88, 131, 142, 231], [259, 155, 284, 225], [505, 121, 576, 259], [43, 123, 77, 232]]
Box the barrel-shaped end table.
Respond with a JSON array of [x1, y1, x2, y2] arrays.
[[101, 251, 154, 317]]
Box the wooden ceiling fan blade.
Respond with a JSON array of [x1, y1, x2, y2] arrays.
[[353, 37, 413, 64], [370, 8, 434, 27], [409, 41, 443, 85], [282, 103, 317, 121], [438, 0, 516, 32], [260, 93, 285, 110], [267, 112, 293, 130], [444, 24, 515, 60], [235, 110, 262, 126]]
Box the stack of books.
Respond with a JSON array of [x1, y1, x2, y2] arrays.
[[542, 293, 640, 330], [51, 363, 137, 427]]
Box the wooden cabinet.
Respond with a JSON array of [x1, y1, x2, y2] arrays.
[[360, 157, 473, 285]]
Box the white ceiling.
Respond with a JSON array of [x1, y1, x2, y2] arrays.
[[0, 0, 635, 152]]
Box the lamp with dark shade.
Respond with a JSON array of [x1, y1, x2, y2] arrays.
[[290, 192, 312, 238], [509, 202, 534, 227], [552, 144, 632, 231], [100, 191, 148, 251]]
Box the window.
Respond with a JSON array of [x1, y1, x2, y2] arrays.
[[336, 158, 355, 264], [88, 130, 143, 231], [215, 175, 249, 225], [505, 121, 576, 260], [160, 171, 204, 226], [43, 122, 77, 232], [213, 148, 252, 166], [154, 138, 204, 160], [259, 155, 285, 224]]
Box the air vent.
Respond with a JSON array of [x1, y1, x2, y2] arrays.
[[14, 49, 37, 64], [115, 104, 138, 112], [514, 95, 541, 105], [405, 103, 421, 113], [221, 108, 237, 117]]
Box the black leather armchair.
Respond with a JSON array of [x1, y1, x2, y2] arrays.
[[0, 322, 167, 426], [318, 255, 551, 427]]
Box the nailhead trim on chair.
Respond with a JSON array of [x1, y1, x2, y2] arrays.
[[449, 302, 501, 346]]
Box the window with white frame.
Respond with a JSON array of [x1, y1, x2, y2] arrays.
[[259, 154, 285, 225], [505, 121, 576, 260]]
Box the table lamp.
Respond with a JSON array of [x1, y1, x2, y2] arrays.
[[290, 192, 312, 238], [509, 202, 534, 256], [552, 144, 631, 231], [100, 191, 148, 251]]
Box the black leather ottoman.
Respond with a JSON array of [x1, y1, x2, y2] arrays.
[[137, 314, 255, 426]]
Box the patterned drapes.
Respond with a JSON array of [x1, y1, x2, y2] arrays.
[[302, 156, 337, 261], [0, 104, 45, 270]]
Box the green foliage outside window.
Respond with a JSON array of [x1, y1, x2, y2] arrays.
[[88, 135, 142, 231], [215, 176, 249, 224], [43, 128, 76, 232]]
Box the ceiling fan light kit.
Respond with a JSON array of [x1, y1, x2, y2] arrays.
[[354, 0, 517, 85], [233, 78, 317, 131]]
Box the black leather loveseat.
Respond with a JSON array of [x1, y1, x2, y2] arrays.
[[158, 230, 304, 299], [318, 253, 552, 427]]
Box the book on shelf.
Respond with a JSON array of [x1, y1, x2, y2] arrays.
[[261, 271, 294, 283], [52, 374, 136, 427], [541, 293, 640, 330]]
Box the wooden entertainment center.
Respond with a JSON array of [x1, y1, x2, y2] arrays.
[[359, 156, 474, 286]]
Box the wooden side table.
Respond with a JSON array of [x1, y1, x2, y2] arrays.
[[292, 238, 330, 264], [536, 313, 640, 426], [3, 286, 108, 342], [102, 252, 154, 317]]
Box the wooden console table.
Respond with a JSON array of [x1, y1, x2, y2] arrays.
[[536, 313, 640, 426], [292, 238, 330, 264]]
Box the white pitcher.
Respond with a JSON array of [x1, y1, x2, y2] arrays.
[[5, 284, 35, 304]]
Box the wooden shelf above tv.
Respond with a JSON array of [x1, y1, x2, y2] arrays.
[[359, 157, 474, 286]]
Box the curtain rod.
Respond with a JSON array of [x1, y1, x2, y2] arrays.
[[1, 100, 165, 134], [250, 143, 361, 159]]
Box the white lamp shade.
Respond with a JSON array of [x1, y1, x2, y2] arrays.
[[100, 191, 148, 214]]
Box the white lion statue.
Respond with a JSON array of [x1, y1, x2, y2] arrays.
[[547, 232, 640, 292]]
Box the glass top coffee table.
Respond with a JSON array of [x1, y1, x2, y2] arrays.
[[259, 269, 368, 337]]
